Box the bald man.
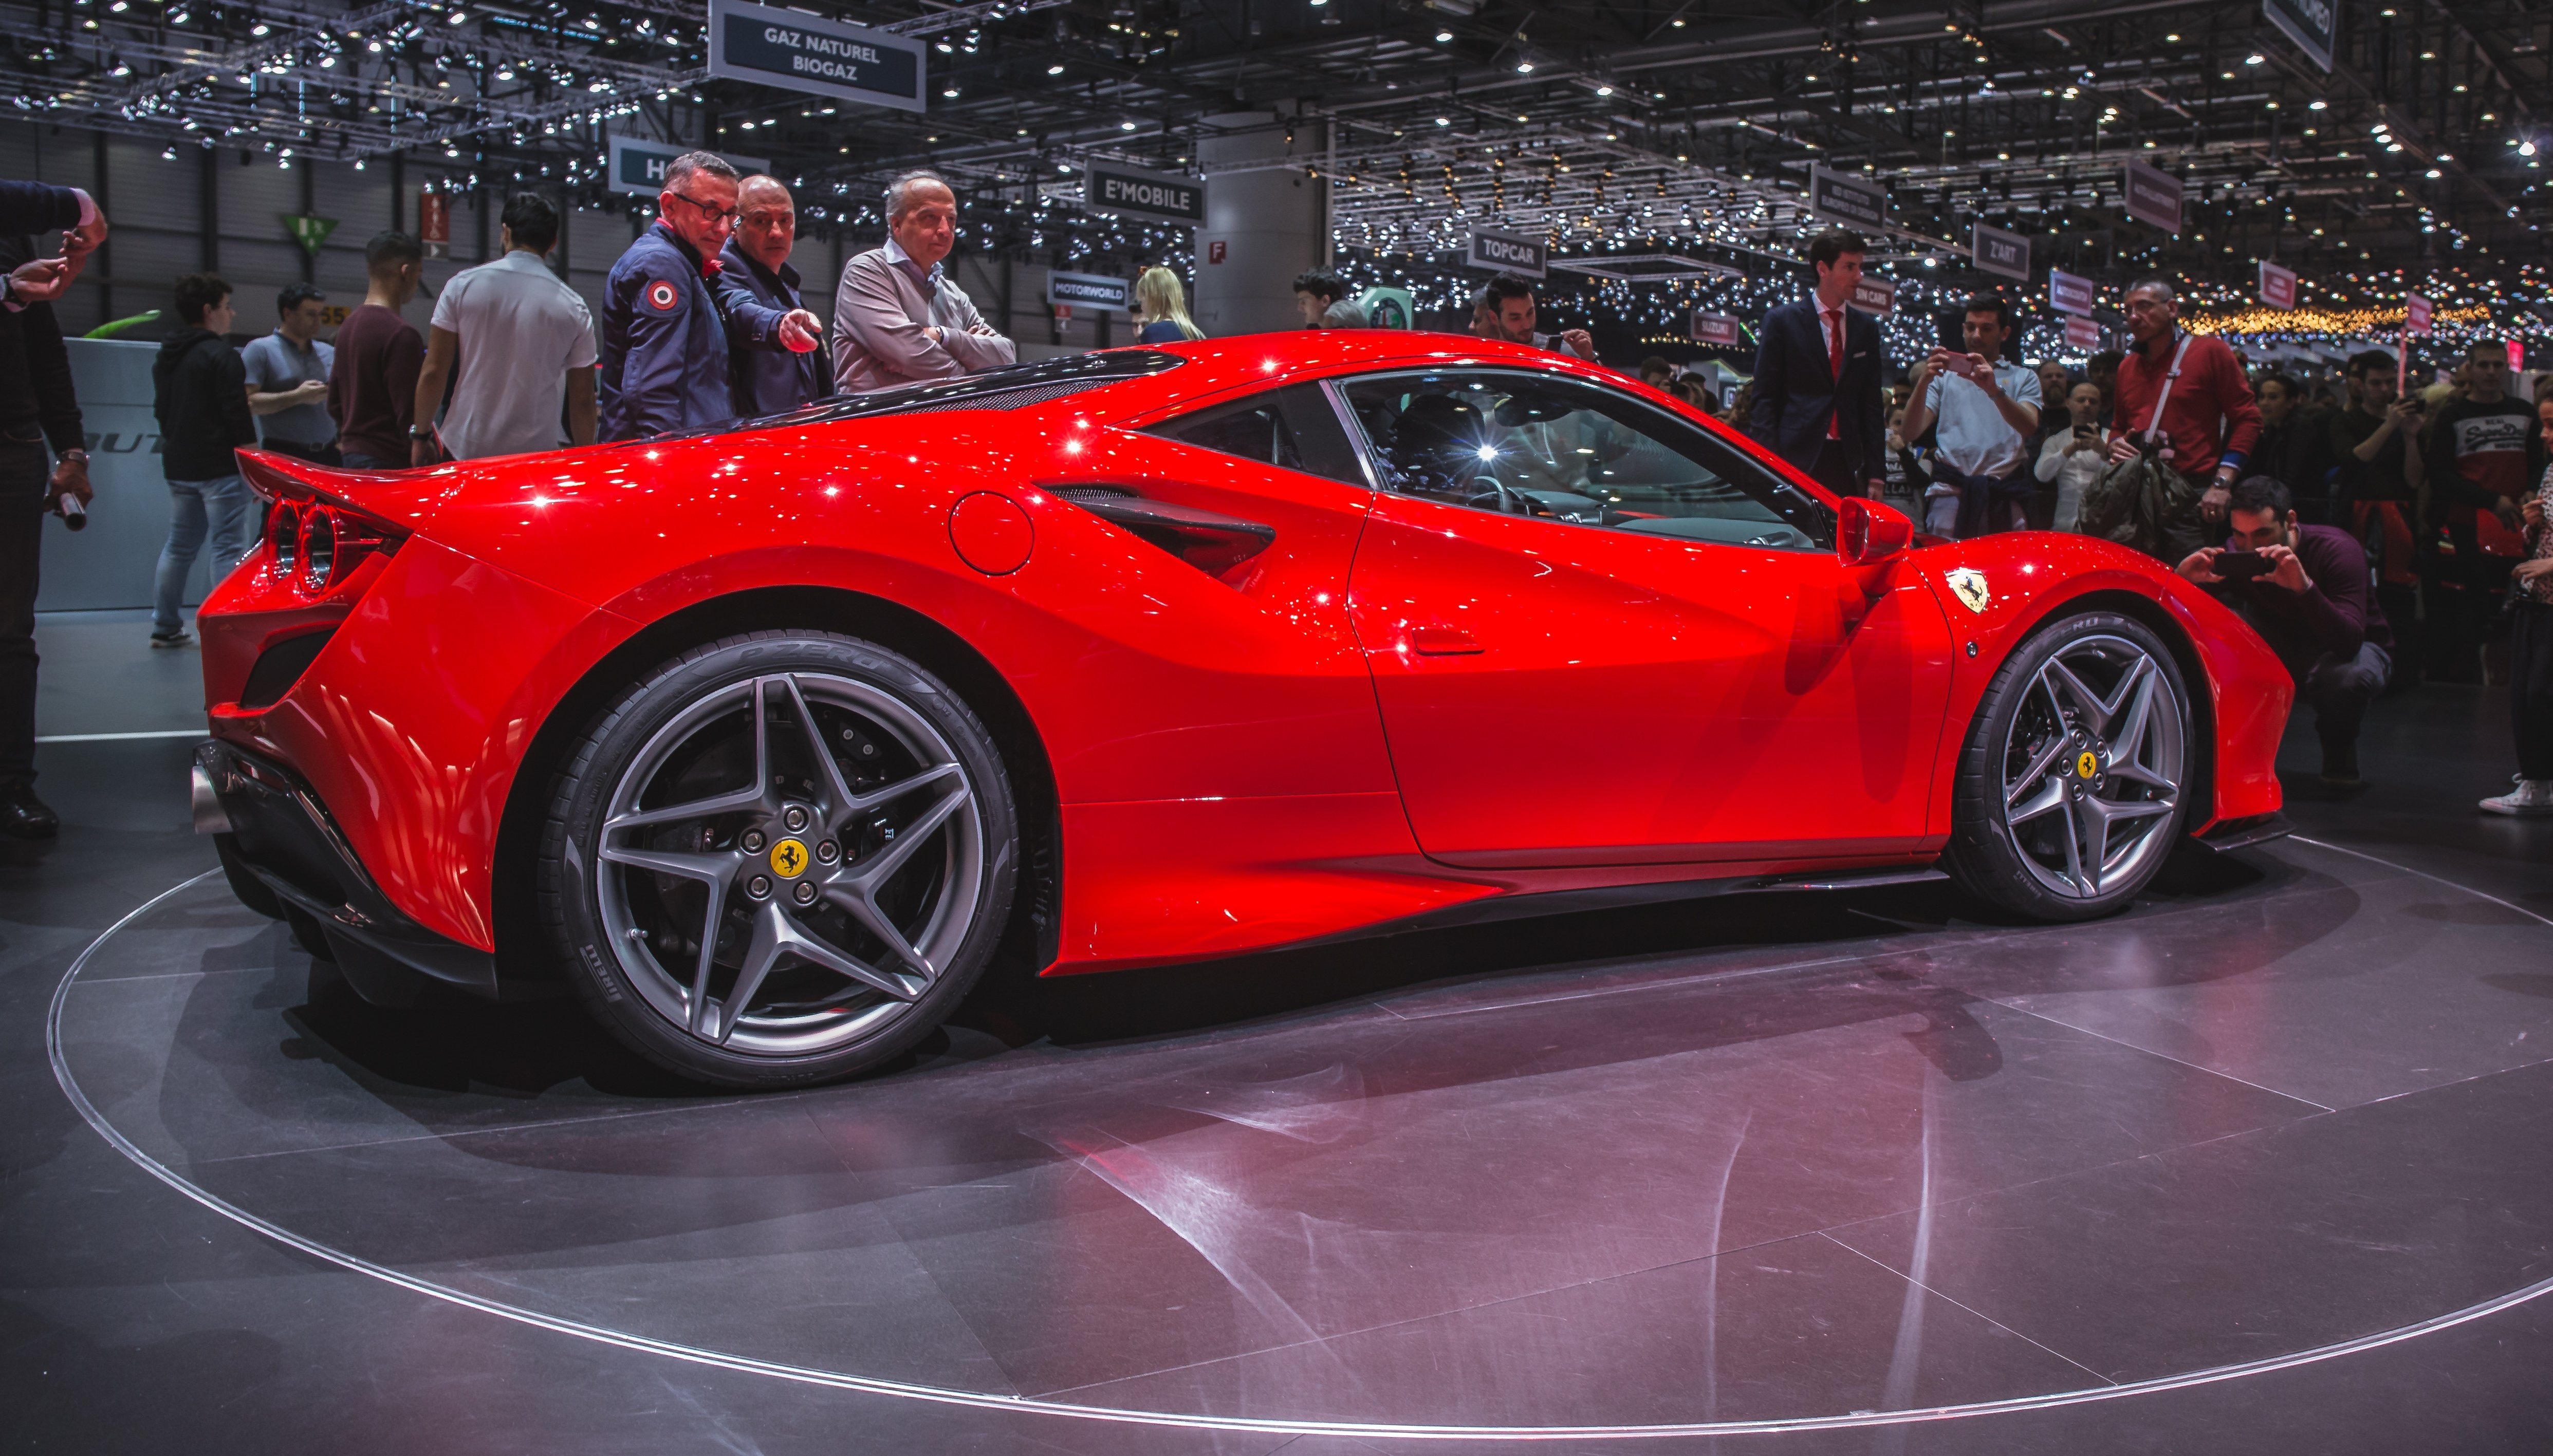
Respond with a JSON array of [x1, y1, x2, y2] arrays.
[[713, 175, 828, 416], [831, 170, 1012, 391]]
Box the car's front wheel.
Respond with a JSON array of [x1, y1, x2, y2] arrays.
[[539, 630, 1017, 1088], [1945, 612, 2192, 921]]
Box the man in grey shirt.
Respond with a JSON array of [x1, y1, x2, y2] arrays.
[[242, 282, 339, 464], [831, 171, 1014, 393], [1900, 293, 2042, 538]]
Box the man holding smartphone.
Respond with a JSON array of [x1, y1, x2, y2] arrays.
[[2178, 476, 2392, 787], [1900, 294, 2040, 537]]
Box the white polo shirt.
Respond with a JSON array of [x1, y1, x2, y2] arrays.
[[429, 249, 598, 460]]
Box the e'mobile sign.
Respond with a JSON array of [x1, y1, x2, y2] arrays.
[[1084, 163, 1205, 228], [707, 0, 927, 113]]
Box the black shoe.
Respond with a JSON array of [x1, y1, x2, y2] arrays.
[[0, 782, 59, 840], [2319, 740, 2362, 787]]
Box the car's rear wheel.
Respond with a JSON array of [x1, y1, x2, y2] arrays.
[[539, 630, 1016, 1088], [1945, 612, 2191, 921]]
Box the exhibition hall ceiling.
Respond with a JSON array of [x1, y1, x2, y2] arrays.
[[4, 0, 2547, 278]]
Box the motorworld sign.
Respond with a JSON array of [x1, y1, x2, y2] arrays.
[[1466, 228, 1547, 278], [1084, 163, 1205, 227], [1045, 271, 1130, 311], [707, 0, 926, 113]]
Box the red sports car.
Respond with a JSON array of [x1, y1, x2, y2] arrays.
[[192, 333, 2291, 1087]]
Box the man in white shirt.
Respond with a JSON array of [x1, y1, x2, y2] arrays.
[[830, 171, 1014, 393], [411, 194, 598, 464], [1900, 294, 2042, 537]]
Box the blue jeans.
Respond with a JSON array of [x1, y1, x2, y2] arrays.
[[154, 474, 256, 635]]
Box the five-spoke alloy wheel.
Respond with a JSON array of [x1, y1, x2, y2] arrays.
[[541, 631, 1017, 1087], [1946, 612, 2192, 921]]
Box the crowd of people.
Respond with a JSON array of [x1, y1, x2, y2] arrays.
[[0, 171, 2546, 841]]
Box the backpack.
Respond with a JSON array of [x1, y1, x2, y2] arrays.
[[2077, 334, 2199, 558]]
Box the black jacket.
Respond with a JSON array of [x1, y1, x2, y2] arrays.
[[152, 326, 256, 480], [0, 234, 80, 453], [1746, 296, 1888, 485], [0, 179, 84, 237]]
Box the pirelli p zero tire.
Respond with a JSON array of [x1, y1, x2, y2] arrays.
[[539, 630, 1018, 1089], [1944, 612, 2192, 922]]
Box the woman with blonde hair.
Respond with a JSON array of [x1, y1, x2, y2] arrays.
[[1133, 267, 1206, 342]]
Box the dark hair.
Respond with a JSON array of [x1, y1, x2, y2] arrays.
[[1963, 294, 2014, 330], [502, 193, 560, 252], [275, 281, 326, 315], [1483, 272, 1537, 306], [1292, 269, 1348, 304], [365, 230, 423, 272], [2255, 371, 2299, 399], [2465, 340, 2506, 366], [2345, 348, 2394, 378], [1805, 228, 1866, 272], [2089, 349, 2123, 374], [1639, 355, 1674, 379], [2229, 475, 2292, 517], [174, 272, 232, 326]]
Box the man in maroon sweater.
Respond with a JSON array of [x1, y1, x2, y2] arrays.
[[327, 231, 424, 469], [2180, 475, 2392, 787], [2107, 276, 2262, 564]]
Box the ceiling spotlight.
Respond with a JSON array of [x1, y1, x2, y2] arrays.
[[1435, 116, 1450, 126], [2244, 52, 2264, 65], [1515, 60, 1533, 73], [249, 21, 267, 34], [2308, 99, 2327, 110], [448, 9, 467, 23], [2522, 141, 2539, 157], [1434, 29, 1452, 41], [1047, 63, 1064, 74]]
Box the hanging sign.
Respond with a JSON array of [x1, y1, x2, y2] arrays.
[[1807, 164, 1890, 232], [2062, 315, 2103, 352], [2049, 269, 2098, 317], [706, 0, 928, 113], [2509, 341, 2525, 373], [417, 191, 450, 259], [1850, 276, 1896, 314], [2263, 0, 2338, 73], [1690, 311, 1745, 348], [606, 136, 768, 197], [1972, 222, 2031, 283], [1465, 227, 1547, 278], [2258, 260, 2299, 310], [1083, 162, 1205, 227], [2405, 293, 2433, 335], [280, 214, 338, 258], [2121, 158, 2185, 234], [1046, 271, 1130, 312]]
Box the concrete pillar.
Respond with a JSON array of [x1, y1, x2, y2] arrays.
[[1192, 108, 1329, 338]]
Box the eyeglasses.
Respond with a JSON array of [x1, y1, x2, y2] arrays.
[[665, 191, 740, 226]]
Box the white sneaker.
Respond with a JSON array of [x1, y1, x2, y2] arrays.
[[2479, 778, 2553, 816]]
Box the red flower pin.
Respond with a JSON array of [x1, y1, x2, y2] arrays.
[[700, 256, 723, 279]]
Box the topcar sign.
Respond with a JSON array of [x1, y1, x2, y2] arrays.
[[1084, 162, 1205, 227], [1466, 228, 1546, 278], [707, 0, 927, 113], [606, 136, 768, 197]]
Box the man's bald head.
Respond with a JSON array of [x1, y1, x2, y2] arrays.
[[735, 174, 798, 272]]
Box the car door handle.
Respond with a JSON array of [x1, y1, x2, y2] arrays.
[[1410, 625, 1484, 656]]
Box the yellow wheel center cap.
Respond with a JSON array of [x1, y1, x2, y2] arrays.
[[769, 838, 809, 878], [2075, 751, 2100, 779]]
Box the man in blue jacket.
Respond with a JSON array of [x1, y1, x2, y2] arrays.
[[599, 153, 810, 441], [715, 175, 828, 418], [1747, 229, 1888, 499]]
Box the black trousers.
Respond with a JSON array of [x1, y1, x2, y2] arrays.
[[1805, 440, 1863, 498], [0, 438, 46, 788], [2515, 600, 2553, 782]]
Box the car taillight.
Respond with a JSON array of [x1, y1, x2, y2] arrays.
[[261, 498, 397, 598]]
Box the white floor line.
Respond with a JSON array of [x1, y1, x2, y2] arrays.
[[35, 730, 207, 743]]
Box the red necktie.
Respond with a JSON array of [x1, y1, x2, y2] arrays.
[[1824, 306, 1845, 439]]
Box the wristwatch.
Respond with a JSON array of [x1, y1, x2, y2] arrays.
[[407, 425, 434, 439]]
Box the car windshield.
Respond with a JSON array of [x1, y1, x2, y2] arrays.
[[1337, 368, 1832, 552]]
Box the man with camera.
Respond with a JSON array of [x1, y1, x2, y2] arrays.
[[1900, 294, 2040, 537], [2106, 277, 2261, 562], [2178, 475, 2392, 787]]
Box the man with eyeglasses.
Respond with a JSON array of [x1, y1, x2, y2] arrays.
[[600, 152, 820, 441]]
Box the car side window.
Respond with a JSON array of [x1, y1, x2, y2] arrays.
[[1147, 384, 1371, 490], [1335, 368, 1833, 551]]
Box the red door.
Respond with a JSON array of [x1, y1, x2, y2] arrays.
[[1334, 366, 1955, 867]]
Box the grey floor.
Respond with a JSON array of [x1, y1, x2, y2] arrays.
[[5, 609, 2551, 1455]]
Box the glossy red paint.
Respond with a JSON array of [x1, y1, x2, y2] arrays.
[[198, 331, 2289, 976]]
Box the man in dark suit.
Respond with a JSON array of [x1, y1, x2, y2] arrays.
[[1747, 228, 1888, 498]]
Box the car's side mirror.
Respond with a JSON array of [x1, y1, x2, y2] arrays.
[[1836, 497, 1913, 567]]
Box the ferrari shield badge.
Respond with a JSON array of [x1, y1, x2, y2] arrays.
[[1945, 568, 1992, 615]]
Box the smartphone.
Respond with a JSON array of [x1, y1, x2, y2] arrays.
[[2213, 551, 2274, 581], [1934, 352, 1978, 379], [2073, 424, 2096, 439]]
